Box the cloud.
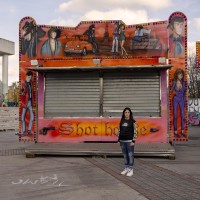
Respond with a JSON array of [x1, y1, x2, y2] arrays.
[[51, 9, 160, 27], [81, 9, 159, 25], [58, 0, 172, 13], [49, 17, 80, 27]]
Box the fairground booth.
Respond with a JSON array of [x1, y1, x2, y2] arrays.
[[19, 12, 188, 145]]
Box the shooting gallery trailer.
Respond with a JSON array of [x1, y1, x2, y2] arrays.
[[19, 12, 188, 150]]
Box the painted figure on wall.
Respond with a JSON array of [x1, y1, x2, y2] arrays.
[[171, 68, 186, 138], [21, 21, 45, 58], [133, 25, 151, 42], [41, 28, 62, 56], [111, 22, 120, 53], [168, 16, 185, 56], [20, 71, 34, 136], [119, 23, 128, 57], [84, 24, 100, 54]]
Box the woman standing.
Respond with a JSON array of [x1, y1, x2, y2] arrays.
[[118, 107, 137, 177], [119, 24, 128, 57]]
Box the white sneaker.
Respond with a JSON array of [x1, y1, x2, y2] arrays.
[[126, 169, 133, 177], [120, 168, 129, 175]]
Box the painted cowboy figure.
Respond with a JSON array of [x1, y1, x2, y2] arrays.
[[21, 20, 45, 57]]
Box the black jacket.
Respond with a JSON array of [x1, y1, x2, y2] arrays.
[[118, 118, 136, 142]]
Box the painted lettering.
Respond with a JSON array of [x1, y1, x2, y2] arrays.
[[139, 126, 147, 135], [105, 122, 113, 136], [76, 123, 84, 136], [59, 122, 74, 135], [93, 125, 98, 135], [85, 126, 92, 135], [104, 123, 118, 136]]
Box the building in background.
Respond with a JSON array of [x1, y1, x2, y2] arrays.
[[0, 38, 15, 97], [7, 82, 19, 106], [0, 81, 19, 107]]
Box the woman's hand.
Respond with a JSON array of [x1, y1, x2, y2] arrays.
[[130, 142, 135, 146]]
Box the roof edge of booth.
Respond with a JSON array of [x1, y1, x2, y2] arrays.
[[28, 64, 173, 72]]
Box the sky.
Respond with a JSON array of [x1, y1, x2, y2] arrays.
[[0, 0, 199, 85]]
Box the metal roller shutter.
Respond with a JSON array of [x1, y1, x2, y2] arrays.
[[103, 70, 161, 117], [45, 72, 100, 117]]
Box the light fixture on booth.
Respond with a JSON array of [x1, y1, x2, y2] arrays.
[[31, 60, 38, 66], [93, 59, 101, 66]]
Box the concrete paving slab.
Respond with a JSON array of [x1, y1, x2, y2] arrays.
[[0, 156, 147, 200]]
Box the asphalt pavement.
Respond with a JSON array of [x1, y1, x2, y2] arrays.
[[0, 127, 199, 200]]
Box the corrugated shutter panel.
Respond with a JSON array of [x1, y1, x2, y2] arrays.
[[103, 71, 160, 117], [45, 72, 100, 117]]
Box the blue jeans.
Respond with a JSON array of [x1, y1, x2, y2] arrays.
[[120, 142, 134, 169], [112, 36, 119, 52]]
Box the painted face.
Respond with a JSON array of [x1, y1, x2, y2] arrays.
[[124, 110, 130, 119], [173, 21, 184, 36], [50, 31, 57, 39], [26, 75, 32, 82], [24, 32, 31, 41], [177, 72, 183, 80]]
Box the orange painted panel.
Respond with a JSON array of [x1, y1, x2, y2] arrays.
[[196, 42, 200, 68]]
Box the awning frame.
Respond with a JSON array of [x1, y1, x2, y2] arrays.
[[27, 65, 173, 72]]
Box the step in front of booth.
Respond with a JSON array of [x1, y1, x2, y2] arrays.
[[25, 143, 175, 159]]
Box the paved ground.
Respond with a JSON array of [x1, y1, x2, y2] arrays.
[[0, 127, 199, 200]]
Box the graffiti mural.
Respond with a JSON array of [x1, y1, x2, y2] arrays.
[[196, 42, 200, 68], [20, 19, 168, 61], [189, 98, 200, 126]]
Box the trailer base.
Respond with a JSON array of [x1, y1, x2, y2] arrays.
[[25, 142, 175, 159]]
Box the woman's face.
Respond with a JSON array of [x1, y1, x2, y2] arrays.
[[124, 110, 130, 119], [177, 72, 183, 80], [50, 31, 57, 39]]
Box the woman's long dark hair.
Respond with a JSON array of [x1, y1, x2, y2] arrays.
[[48, 28, 61, 39], [173, 68, 184, 81], [120, 107, 135, 124]]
